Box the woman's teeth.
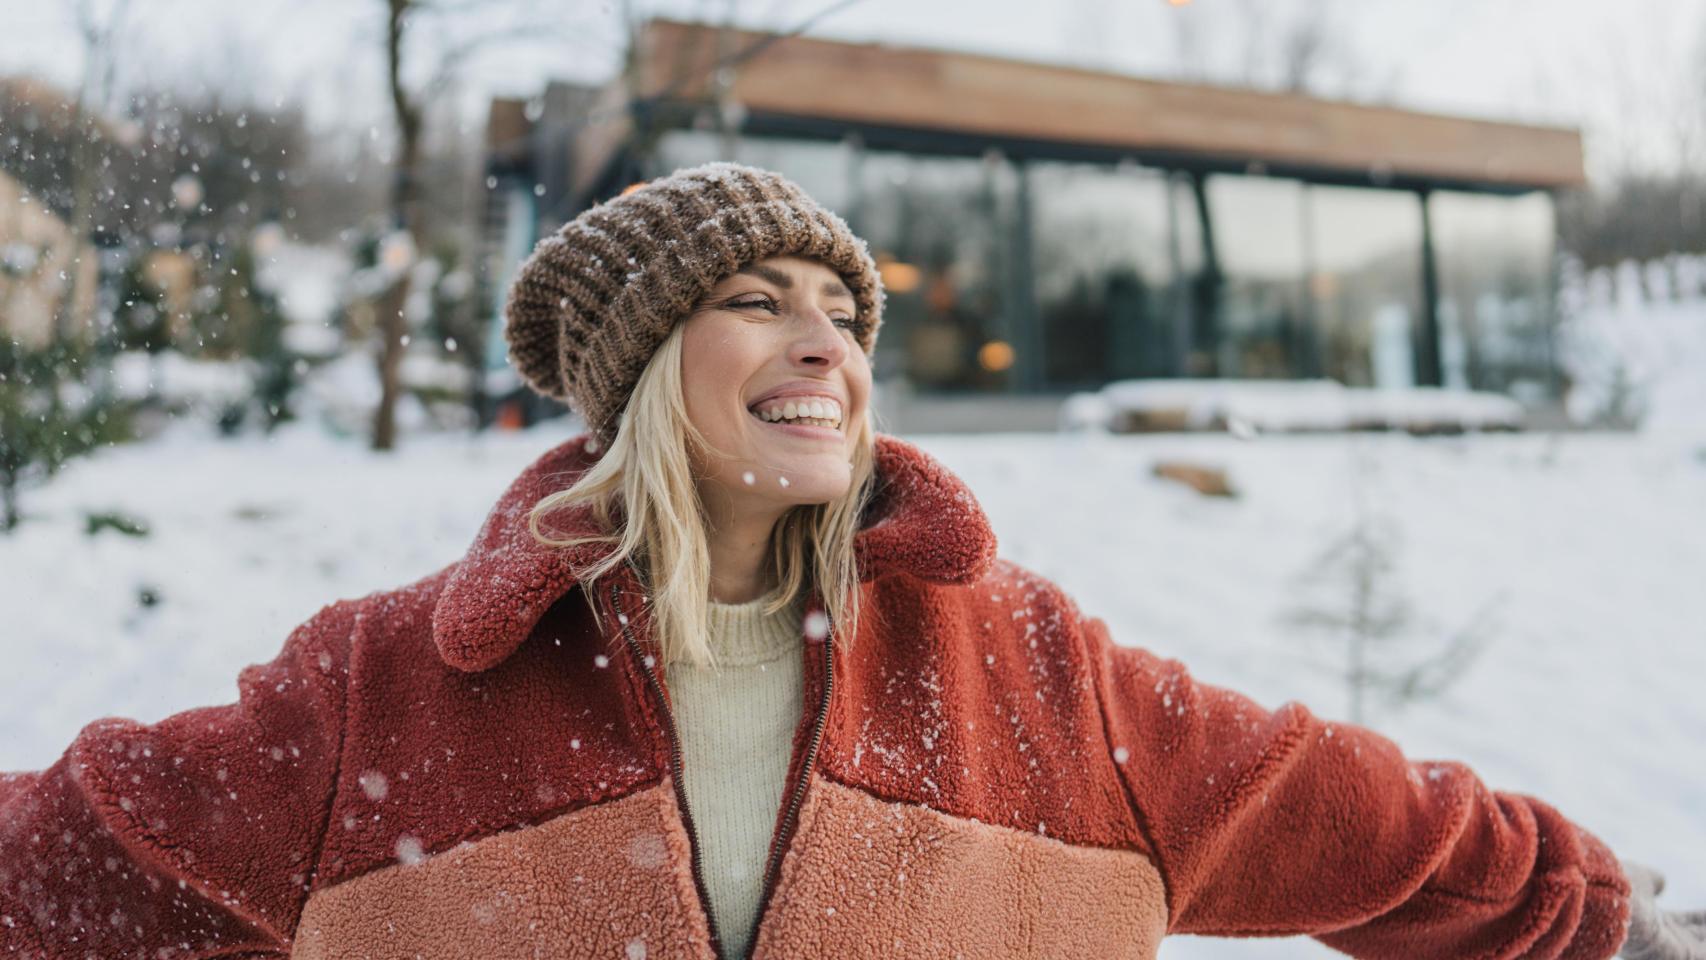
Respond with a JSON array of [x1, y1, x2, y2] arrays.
[[749, 398, 842, 429]]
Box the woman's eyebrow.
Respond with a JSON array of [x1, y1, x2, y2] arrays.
[[735, 264, 854, 300]]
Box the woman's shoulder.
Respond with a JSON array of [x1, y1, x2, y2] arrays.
[[929, 553, 1087, 619], [874, 553, 1094, 662], [299, 561, 463, 671]]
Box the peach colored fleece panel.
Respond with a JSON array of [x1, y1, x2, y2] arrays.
[[292, 781, 715, 960], [750, 776, 1168, 959]]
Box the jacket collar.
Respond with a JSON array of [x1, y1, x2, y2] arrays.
[[431, 431, 998, 672]]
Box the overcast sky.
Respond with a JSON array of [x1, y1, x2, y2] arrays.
[[3, 0, 1703, 182]]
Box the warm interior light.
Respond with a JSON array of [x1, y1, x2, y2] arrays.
[[879, 259, 922, 294], [978, 340, 1015, 372]]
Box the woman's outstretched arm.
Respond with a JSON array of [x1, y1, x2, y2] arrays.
[[0, 597, 358, 958], [1075, 610, 1635, 960]]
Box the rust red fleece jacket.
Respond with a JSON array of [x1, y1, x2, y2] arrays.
[[0, 432, 1632, 959]]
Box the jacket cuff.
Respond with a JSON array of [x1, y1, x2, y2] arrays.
[[1563, 829, 1632, 960]]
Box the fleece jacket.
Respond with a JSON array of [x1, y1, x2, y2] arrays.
[[0, 431, 1633, 959]]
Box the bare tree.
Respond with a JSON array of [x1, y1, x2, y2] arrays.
[[368, 0, 576, 451], [1279, 437, 1501, 724], [57, 0, 132, 347], [1231, 0, 1345, 96], [613, 0, 870, 170], [1272, 1, 1331, 94], [1553, 8, 1706, 268], [1167, 0, 1395, 100]]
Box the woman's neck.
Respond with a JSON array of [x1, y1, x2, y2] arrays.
[[698, 483, 785, 603]]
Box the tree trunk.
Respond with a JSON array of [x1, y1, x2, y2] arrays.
[[371, 275, 410, 450], [1, 470, 18, 532], [373, 0, 426, 452]]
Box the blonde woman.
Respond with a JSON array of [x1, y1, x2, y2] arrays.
[[1, 163, 1699, 960]]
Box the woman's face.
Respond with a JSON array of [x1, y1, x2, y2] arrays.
[[680, 254, 871, 512]]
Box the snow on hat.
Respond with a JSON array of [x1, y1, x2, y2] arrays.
[[501, 161, 886, 446]]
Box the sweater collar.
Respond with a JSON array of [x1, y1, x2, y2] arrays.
[[431, 431, 998, 672], [692, 592, 805, 667]]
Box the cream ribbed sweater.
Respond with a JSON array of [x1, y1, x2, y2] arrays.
[[663, 591, 804, 959]]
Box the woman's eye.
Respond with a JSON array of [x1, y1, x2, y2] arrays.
[[729, 295, 780, 313], [726, 294, 856, 329]]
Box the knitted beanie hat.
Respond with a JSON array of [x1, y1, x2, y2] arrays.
[[502, 161, 886, 446]]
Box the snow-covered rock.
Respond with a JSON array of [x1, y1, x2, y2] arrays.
[[1069, 378, 1525, 435]]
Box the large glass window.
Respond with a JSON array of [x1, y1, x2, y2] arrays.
[[1028, 160, 1191, 387], [646, 133, 1560, 400], [1306, 184, 1425, 389], [1205, 174, 1312, 379], [1429, 190, 1557, 398], [851, 150, 1017, 391]]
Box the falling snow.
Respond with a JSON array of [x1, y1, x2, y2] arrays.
[[358, 770, 389, 802], [627, 832, 668, 870], [395, 834, 424, 866]]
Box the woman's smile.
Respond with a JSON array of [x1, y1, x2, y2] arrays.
[[747, 393, 845, 440]]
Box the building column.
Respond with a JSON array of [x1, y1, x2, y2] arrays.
[[1188, 170, 1222, 377], [1416, 188, 1444, 388], [1164, 171, 1192, 378], [1009, 158, 1044, 392]]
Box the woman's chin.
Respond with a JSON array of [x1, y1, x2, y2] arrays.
[[773, 467, 850, 503], [725, 461, 850, 506]]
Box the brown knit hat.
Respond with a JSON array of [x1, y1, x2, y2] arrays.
[[502, 161, 885, 446]]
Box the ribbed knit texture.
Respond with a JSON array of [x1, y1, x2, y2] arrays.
[[663, 590, 806, 958], [501, 162, 887, 446]]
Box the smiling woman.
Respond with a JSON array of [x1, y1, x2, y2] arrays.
[[2, 162, 1697, 960]]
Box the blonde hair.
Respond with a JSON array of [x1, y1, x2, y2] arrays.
[[525, 319, 878, 671]]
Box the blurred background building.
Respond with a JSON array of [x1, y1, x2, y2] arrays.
[[478, 17, 1584, 431]]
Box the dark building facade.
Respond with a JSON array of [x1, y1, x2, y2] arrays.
[[478, 19, 1584, 426]]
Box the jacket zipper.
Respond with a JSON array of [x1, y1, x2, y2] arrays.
[[608, 578, 835, 960], [747, 607, 833, 959]]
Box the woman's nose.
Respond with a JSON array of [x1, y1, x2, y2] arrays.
[[789, 309, 850, 368]]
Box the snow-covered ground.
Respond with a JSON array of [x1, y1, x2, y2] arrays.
[[2, 270, 1702, 957]]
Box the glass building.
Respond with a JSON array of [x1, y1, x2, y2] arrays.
[[480, 19, 1583, 418]]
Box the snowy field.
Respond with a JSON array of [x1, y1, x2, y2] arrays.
[[3, 418, 1703, 958]]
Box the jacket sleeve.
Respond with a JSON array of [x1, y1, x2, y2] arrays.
[[0, 597, 358, 959], [1076, 612, 1633, 960]]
